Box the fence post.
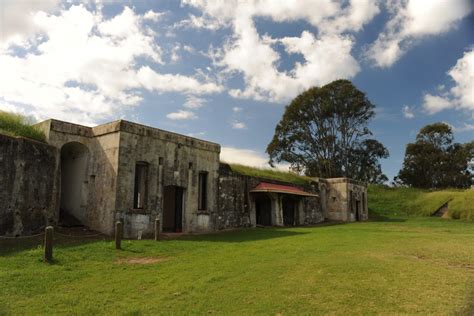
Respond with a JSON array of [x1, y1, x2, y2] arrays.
[[154, 218, 160, 241], [44, 226, 53, 263], [115, 221, 123, 250]]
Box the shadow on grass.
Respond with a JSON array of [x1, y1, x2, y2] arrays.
[[0, 234, 111, 256], [176, 228, 309, 243]]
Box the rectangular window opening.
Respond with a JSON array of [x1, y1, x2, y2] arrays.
[[198, 171, 208, 210], [133, 162, 148, 209]]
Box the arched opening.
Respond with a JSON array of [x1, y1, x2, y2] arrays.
[[255, 193, 272, 226], [282, 195, 297, 226], [60, 142, 89, 226]]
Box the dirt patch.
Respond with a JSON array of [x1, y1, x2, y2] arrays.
[[116, 257, 168, 265]]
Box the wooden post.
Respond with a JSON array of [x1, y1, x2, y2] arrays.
[[115, 221, 123, 250], [44, 226, 53, 263], [154, 218, 160, 241]]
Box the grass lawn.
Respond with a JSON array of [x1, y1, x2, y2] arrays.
[[1, 218, 473, 315], [369, 185, 474, 220]]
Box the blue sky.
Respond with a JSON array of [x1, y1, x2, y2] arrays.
[[0, 0, 473, 181]]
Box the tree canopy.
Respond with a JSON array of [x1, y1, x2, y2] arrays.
[[266, 79, 388, 183], [396, 122, 471, 189]]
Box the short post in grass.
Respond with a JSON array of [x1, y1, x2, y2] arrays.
[[115, 221, 123, 250], [44, 226, 53, 263], [154, 218, 160, 241]]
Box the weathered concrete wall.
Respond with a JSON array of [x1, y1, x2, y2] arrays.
[[321, 178, 368, 222], [218, 164, 323, 230], [114, 121, 220, 238], [36, 119, 120, 235], [217, 165, 252, 230], [0, 134, 59, 236]]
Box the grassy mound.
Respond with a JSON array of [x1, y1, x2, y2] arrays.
[[368, 185, 474, 220], [227, 163, 312, 185], [0, 111, 45, 142]]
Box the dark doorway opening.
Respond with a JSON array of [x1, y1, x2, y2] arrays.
[[163, 186, 184, 232], [282, 195, 297, 226], [355, 200, 361, 221], [255, 194, 272, 226], [60, 142, 89, 226]]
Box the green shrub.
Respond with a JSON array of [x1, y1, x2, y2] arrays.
[[0, 111, 46, 142]]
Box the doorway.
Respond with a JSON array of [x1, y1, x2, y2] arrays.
[[282, 195, 297, 226], [163, 186, 184, 232], [255, 194, 272, 226], [60, 142, 89, 226], [355, 200, 361, 221]]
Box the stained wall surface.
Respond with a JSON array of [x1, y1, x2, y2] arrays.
[[114, 121, 220, 238], [321, 178, 368, 221], [217, 164, 324, 230], [0, 134, 59, 236]]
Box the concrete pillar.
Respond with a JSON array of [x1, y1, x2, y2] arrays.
[[157, 164, 163, 231], [269, 193, 284, 226]]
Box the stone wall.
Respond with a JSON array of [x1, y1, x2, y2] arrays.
[[217, 164, 323, 230], [114, 121, 221, 238], [36, 119, 121, 235], [0, 134, 59, 236], [321, 178, 368, 222]]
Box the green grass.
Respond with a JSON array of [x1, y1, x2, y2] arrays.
[[1, 218, 473, 315], [0, 111, 46, 142], [226, 163, 313, 185], [368, 185, 474, 220]]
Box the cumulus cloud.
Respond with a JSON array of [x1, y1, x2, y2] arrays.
[[143, 10, 165, 22], [184, 0, 379, 102], [0, 0, 59, 49], [220, 146, 290, 170], [183, 96, 207, 109], [166, 110, 197, 120], [402, 105, 415, 119], [366, 0, 473, 67], [232, 107, 243, 113], [423, 49, 474, 114], [231, 121, 246, 129], [0, 5, 222, 124]]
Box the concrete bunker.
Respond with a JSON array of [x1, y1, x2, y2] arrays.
[[250, 182, 317, 227], [0, 119, 367, 237], [60, 142, 90, 226]]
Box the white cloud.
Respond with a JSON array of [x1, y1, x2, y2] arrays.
[[143, 10, 165, 22], [451, 122, 474, 133], [166, 110, 197, 120], [0, 5, 222, 124], [184, 0, 378, 102], [183, 96, 207, 109], [174, 14, 225, 30], [232, 106, 242, 112], [402, 105, 415, 119], [137, 66, 223, 95], [231, 121, 246, 129], [366, 0, 472, 67], [423, 95, 453, 114], [0, 0, 59, 49], [220, 146, 289, 170], [423, 49, 474, 114]]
